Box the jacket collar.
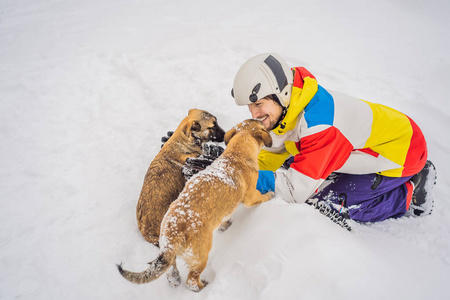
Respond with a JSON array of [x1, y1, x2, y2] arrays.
[[272, 67, 318, 135]]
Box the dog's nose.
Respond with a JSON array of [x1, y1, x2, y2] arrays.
[[212, 126, 225, 142]]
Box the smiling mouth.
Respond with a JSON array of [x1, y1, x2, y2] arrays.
[[256, 115, 268, 122]]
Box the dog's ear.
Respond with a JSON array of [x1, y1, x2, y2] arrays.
[[224, 128, 237, 146], [182, 121, 201, 137], [255, 129, 272, 147], [191, 121, 201, 132]]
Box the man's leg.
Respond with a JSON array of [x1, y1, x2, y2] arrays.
[[314, 173, 413, 222]]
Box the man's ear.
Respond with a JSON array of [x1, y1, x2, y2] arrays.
[[224, 128, 237, 146], [255, 129, 272, 147]]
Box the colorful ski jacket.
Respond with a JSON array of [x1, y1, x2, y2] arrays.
[[259, 67, 427, 204]]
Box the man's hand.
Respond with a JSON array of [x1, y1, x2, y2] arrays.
[[203, 143, 225, 159], [182, 157, 215, 179], [161, 131, 174, 148], [182, 144, 225, 180], [282, 156, 294, 169], [256, 170, 275, 194]]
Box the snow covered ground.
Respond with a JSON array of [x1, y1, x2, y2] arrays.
[[1, 0, 450, 299]]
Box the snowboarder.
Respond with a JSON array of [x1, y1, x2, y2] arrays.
[[230, 53, 437, 223]]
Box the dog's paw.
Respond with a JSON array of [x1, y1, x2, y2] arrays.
[[218, 219, 232, 232], [166, 265, 181, 287], [265, 191, 275, 199], [201, 279, 209, 288], [187, 279, 209, 292]]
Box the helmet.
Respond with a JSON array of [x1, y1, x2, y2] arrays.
[[231, 53, 293, 107]]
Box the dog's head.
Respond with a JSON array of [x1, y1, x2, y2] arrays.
[[224, 119, 272, 147], [182, 109, 225, 145]]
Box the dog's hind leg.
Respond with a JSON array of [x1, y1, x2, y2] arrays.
[[218, 219, 233, 232], [166, 260, 181, 287], [185, 235, 213, 292], [186, 257, 210, 292], [186, 264, 208, 292]]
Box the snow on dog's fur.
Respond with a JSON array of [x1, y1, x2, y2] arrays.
[[136, 109, 224, 247], [118, 119, 274, 292]]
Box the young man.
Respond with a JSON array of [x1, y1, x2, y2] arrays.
[[231, 53, 437, 222]]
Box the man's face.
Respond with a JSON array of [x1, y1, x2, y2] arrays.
[[248, 97, 283, 131]]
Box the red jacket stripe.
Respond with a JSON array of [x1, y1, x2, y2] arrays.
[[291, 127, 353, 180], [402, 116, 428, 177]]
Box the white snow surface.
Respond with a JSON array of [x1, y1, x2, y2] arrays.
[[1, 0, 450, 299]]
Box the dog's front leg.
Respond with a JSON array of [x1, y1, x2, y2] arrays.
[[243, 191, 275, 207]]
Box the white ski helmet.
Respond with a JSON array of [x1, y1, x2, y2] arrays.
[[231, 53, 293, 107]]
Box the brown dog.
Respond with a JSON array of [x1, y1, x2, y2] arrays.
[[118, 119, 274, 292], [136, 109, 225, 247]]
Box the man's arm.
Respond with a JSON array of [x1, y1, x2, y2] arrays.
[[273, 126, 353, 203]]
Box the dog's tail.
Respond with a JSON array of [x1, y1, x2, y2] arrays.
[[117, 248, 176, 284]]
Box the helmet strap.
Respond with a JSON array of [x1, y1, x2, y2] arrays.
[[274, 106, 288, 130], [267, 94, 287, 130]]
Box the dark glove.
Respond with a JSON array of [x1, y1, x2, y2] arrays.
[[182, 144, 225, 180], [182, 156, 215, 179], [203, 143, 225, 159], [161, 131, 174, 148], [282, 156, 294, 170]]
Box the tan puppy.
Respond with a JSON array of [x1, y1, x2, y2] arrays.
[[118, 119, 274, 292], [136, 109, 225, 247]]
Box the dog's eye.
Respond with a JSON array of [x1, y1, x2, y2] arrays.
[[208, 123, 217, 130]]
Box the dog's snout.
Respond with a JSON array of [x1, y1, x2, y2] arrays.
[[212, 125, 225, 142]]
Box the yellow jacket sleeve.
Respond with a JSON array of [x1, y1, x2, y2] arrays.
[[258, 149, 291, 171]]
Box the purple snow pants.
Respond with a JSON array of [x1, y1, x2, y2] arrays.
[[315, 173, 413, 223]]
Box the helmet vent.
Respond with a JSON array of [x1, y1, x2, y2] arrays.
[[264, 55, 288, 92], [249, 83, 261, 102]]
